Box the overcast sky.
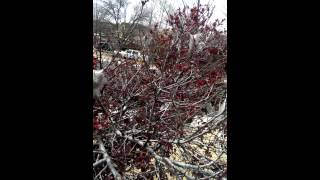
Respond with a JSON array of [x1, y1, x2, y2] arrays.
[[94, 0, 226, 29]]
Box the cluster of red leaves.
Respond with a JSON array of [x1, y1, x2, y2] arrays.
[[93, 114, 109, 130], [134, 150, 152, 170]]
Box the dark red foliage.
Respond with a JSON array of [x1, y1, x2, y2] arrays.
[[196, 79, 207, 87], [208, 47, 219, 55], [93, 120, 103, 130], [175, 63, 189, 72]]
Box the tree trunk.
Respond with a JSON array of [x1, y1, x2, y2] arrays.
[[99, 32, 102, 69]]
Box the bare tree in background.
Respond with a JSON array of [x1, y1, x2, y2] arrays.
[[94, 2, 108, 67], [100, 0, 151, 50], [158, 0, 174, 29]]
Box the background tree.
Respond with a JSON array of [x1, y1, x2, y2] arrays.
[[100, 0, 151, 50], [94, 1, 109, 67]]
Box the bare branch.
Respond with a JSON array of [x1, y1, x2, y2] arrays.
[[97, 140, 122, 180]]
